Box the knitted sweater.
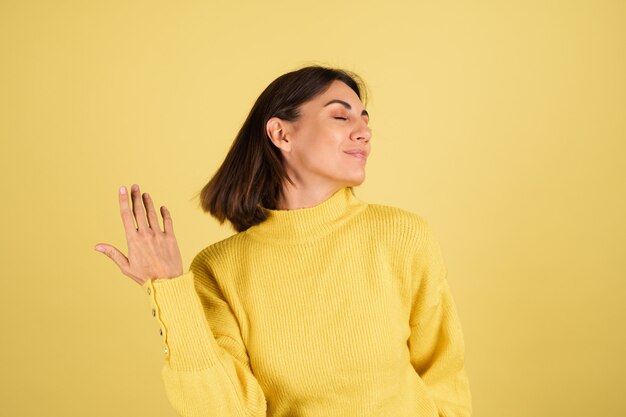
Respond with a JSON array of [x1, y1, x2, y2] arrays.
[[142, 187, 472, 417]]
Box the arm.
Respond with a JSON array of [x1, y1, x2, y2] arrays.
[[408, 220, 472, 417], [143, 252, 267, 417]]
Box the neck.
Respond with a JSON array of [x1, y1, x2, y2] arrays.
[[248, 186, 368, 243], [276, 181, 347, 210]]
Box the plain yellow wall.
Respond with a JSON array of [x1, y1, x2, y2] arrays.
[[1, 1, 624, 416]]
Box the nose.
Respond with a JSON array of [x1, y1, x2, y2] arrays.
[[351, 120, 372, 142]]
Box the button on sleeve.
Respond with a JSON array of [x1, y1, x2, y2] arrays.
[[143, 278, 170, 353]]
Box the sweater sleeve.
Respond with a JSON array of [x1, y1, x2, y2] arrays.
[[408, 220, 472, 417], [142, 251, 267, 417]]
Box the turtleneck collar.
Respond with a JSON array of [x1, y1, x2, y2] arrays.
[[245, 187, 368, 243]]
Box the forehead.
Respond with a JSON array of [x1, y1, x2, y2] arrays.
[[307, 80, 363, 110]]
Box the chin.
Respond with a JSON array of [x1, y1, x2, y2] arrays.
[[345, 174, 366, 187]]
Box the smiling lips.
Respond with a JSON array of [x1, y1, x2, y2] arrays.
[[344, 149, 368, 160]]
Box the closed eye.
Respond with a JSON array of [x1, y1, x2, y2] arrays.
[[334, 117, 347, 120]]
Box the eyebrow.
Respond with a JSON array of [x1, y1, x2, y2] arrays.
[[323, 99, 370, 118]]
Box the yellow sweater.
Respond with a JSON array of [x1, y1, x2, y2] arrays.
[[142, 187, 472, 417]]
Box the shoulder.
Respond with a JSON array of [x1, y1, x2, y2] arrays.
[[363, 202, 447, 274], [360, 201, 433, 250], [190, 231, 248, 272], [364, 201, 426, 226]]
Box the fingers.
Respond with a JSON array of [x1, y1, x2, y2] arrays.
[[94, 243, 132, 277], [130, 184, 149, 231], [160, 205, 175, 235], [142, 192, 161, 232], [119, 184, 170, 235], [118, 185, 139, 234]]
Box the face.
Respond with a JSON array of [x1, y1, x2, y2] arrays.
[[268, 80, 372, 190]]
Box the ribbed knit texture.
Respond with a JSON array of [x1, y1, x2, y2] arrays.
[[143, 187, 472, 417]]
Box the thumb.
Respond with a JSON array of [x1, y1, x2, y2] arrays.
[[94, 243, 130, 274]]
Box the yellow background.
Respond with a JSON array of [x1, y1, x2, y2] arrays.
[[1, 1, 624, 416]]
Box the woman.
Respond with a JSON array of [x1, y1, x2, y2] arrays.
[[95, 66, 472, 417]]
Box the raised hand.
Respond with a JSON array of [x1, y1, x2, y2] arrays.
[[95, 184, 184, 286]]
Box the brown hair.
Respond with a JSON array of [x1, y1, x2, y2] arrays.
[[197, 64, 368, 232]]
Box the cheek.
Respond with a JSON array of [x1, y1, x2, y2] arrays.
[[295, 130, 342, 162]]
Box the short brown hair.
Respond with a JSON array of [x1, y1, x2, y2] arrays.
[[197, 65, 368, 232]]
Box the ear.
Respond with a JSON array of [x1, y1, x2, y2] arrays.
[[266, 117, 292, 152]]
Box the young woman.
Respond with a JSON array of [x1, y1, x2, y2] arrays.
[[95, 66, 472, 417]]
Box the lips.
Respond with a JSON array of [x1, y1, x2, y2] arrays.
[[344, 149, 368, 160]]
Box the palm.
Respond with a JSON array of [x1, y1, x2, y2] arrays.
[[95, 184, 184, 285]]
